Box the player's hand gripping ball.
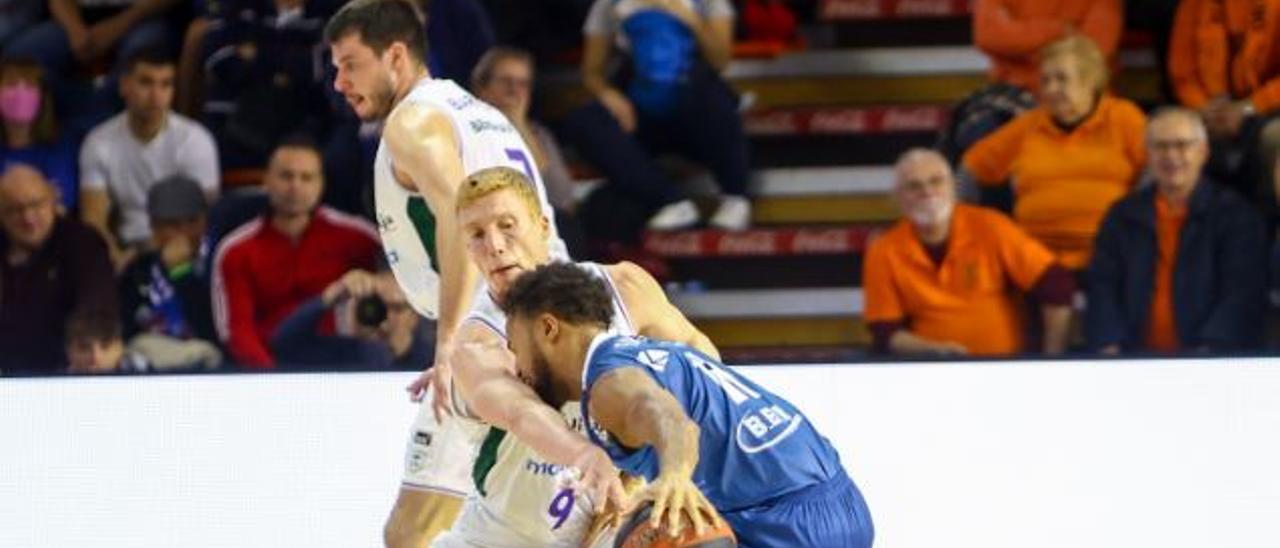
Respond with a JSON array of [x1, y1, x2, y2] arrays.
[[613, 501, 737, 548]]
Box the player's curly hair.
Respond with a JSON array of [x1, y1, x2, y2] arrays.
[[500, 263, 614, 329]]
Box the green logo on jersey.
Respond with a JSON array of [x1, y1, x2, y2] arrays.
[[473, 427, 507, 496], [407, 197, 441, 273]]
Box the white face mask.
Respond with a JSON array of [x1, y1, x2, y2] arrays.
[[907, 195, 953, 227]]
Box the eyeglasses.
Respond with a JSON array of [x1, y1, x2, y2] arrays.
[[0, 197, 53, 218], [491, 76, 531, 90], [1149, 138, 1202, 153]]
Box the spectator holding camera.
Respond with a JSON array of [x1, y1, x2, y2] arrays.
[[270, 267, 434, 370], [211, 136, 379, 368]]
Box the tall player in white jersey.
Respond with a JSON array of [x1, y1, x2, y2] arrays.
[[437, 166, 721, 547], [324, 1, 604, 545]]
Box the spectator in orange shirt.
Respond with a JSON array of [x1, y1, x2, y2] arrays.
[[962, 35, 1147, 271], [974, 0, 1123, 92], [1086, 108, 1266, 354], [1168, 0, 1280, 205], [940, 0, 1123, 163], [863, 149, 1074, 357]]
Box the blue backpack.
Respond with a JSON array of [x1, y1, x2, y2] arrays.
[[621, 5, 697, 117]]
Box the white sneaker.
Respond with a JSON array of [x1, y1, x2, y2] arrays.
[[709, 195, 752, 231], [647, 199, 700, 231]]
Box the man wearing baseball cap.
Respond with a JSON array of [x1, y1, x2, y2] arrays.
[[117, 175, 222, 370]]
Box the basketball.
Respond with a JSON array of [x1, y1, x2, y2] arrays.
[[613, 502, 737, 548]]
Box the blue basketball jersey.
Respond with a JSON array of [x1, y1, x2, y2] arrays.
[[581, 333, 845, 512]]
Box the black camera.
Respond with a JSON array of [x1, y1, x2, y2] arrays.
[[355, 295, 388, 327]]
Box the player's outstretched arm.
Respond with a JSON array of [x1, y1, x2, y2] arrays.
[[451, 323, 624, 510], [384, 104, 483, 415], [589, 367, 718, 536], [608, 262, 721, 360]]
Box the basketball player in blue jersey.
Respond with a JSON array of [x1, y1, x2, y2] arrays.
[[500, 263, 875, 547], [438, 166, 724, 546], [325, 1, 577, 544]]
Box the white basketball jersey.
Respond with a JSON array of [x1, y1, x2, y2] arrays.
[[460, 262, 636, 547], [375, 78, 568, 318]]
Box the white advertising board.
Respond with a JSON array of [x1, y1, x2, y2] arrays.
[[2, 359, 1278, 547]]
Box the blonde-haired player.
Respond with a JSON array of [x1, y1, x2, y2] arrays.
[[324, 1, 588, 545], [432, 166, 721, 547]]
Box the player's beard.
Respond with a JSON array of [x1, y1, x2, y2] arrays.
[[364, 74, 398, 121], [530, 353, 567, 409]]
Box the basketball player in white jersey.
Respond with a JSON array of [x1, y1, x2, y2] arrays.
[[433, 166, 720, 547], [323, 1, 592, 545]]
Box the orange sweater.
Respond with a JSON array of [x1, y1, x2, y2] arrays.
[[1169, 0, 1280, 113], [1145, 195, 1187, 353], [863, 204, 1058, 356], [962, 95, 1147, 269], [973, 0, 1124, 91]]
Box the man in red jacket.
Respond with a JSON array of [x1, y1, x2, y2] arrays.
[[211, 136, 380, 368]]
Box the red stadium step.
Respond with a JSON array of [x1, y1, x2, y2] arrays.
[[644, 226, 886, 258], [820, 0, 971, 21], [744, 104, 949, 136], [733, 38, 808, 59]]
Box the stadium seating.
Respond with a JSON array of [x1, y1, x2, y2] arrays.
[[548, 0, 1164, 363]]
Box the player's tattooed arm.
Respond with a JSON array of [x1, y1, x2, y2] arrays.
[[384, 104, 482, 414], [589, 367, 717, 535], [608, 262, 721, 360], [589, 367, 700, 477]]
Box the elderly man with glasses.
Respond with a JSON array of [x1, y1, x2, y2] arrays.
[[1087, 107, 1268, 355], [0, 164, 116, 375]]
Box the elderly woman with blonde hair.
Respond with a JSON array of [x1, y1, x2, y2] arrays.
[[962, 34, 1147, 271]]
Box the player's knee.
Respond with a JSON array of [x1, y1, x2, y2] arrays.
[[383, 516, 423, 548], [384, 489, 463, 548], [383, 500, 426, 548]]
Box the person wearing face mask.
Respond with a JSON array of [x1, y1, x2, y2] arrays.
[[1087, 108, 1267, 355], [962, 35, 1147, 272], [862, 149, 1075, 357], [0, 58, 78, 212]]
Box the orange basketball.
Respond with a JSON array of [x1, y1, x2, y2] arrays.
[[614, 502, 737, 548]]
